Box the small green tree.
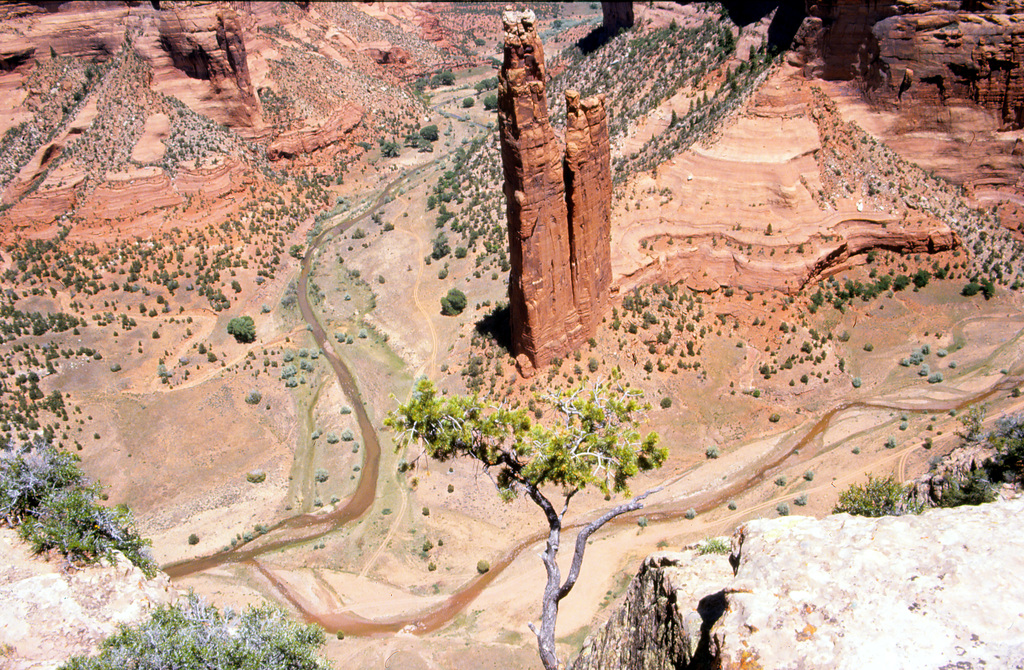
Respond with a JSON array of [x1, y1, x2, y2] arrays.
[[227, 316, 256, 343], [419, 124, 439, 142], [483, 93, 498, 110], [440, 288, 467, 316], [462, 96, 475, 108], [386, 378, 666, 670]]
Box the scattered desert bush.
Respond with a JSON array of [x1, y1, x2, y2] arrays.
[[476, 559, 490, 574], [245, 390, 262, 405], [246, 470, 266, 484]]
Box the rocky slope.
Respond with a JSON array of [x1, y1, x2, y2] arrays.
[[572, 497, 1024, 670], [0, 529, 177, 670]]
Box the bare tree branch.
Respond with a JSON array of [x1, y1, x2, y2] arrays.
[[557, 486, 663, 601]]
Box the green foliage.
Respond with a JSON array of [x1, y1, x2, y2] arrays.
[[440, 288, 467, 316], [246, 470, 266, 484], [462, 97, 475, 108], [697, 537, 730, 555], [483, 94, 498, 110], [379, 140, 400, 157], [476, 559, 490, 574], [1, 445, 155, 576], [386, 378, 665, 499], [227, 316, 256, 343], [832, 475, 922, 517], [419, 125, 439, 142], [59, 593, 331, 670], [936, 470, 996, 508]]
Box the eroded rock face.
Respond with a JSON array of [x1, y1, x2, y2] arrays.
[[147, 5, 260, 129], [794, 0, 1024, 129], [499, 11, 613, 370], [601, 2, 635, 33], [573, 498, 1024, 670], [565, 91, 613, 343]]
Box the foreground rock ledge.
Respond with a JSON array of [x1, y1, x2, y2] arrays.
[[573, 498, 1024, 670]]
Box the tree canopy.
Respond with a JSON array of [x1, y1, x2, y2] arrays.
[[440, 288, 466, 316], [227, 316, 256, 343], [386, 378, 665, 669]]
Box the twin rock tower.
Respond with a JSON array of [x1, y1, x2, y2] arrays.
[[499, 9, 613, 373]]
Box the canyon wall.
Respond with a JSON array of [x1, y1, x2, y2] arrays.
[[499, 10, 612, 371], [793, 0, 1024, 129], [572, 498, 1024, 670], [0, 2, 261, 131]]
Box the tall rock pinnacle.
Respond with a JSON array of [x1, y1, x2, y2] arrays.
[[498, 9, 612, 372]]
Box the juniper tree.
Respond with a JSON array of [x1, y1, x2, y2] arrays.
[[386, 377, 666, 670]]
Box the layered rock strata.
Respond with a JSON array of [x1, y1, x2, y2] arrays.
[[793, 1, 1024, 129], [499, 10, 612, 370], [573, 498, 1024, 670]]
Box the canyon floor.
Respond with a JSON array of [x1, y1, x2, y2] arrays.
[[2, 3, 1023, 669]]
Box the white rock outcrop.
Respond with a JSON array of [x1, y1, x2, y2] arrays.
[[574, 498, 1024, 669], [0, 529, 177, 670]]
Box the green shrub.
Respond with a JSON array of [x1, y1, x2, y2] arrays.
[[705, 446, 719, 459], [188, 533, 199, 546], [684, 508, 696, 520], [0, 445, 155, 576], [803, 470, 815, 481], [697, 537, 730, 555], [936, 470, 996, 508], [832, 475, 921, 517], [660, 397, 672, 409], [246, 470, 266, 484], [59, 593, 331, 670], [776, 503, 790, 516], [245, 390, 262, 405], [440, 288, 467, 316], [476, 560, 490, 574], [227, 316, 256, 343], [314, 469, 329, 483]]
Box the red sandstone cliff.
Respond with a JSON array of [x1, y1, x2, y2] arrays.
[[499, 10, 613, 371], [565, 90, 613, 339], [793, 0, 1024, 129]]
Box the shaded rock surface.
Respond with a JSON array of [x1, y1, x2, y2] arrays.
[[793, 0, 1024, 129], [0, 528, 177, 670], [573, 498, 1024, 669], [499, 10, 613, 370]]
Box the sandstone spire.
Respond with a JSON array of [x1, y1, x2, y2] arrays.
[[498, 9, 612, 372]]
